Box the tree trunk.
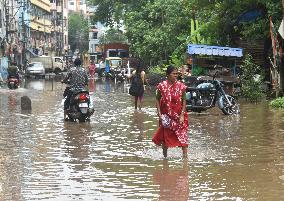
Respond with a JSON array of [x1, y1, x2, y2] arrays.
[[281, 0, 284, 96]]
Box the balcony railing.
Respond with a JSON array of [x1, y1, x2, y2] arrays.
[[30, 0, 51, 12]]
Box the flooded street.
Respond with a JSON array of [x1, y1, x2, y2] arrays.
[[1, 78, 284, 201]]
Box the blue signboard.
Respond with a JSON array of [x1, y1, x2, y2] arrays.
[[188, 44, 243, 57]]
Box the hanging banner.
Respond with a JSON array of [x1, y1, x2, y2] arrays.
[[278, 19, 284, 39], [269, 16, 282, 67]]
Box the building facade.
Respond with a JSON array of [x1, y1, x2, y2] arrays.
[[68, 0, 87, 15], [29, 0, 52, 56], [87, 6, 105, 62], [50, 0, 69, 56], [0, 0, 69, 74]]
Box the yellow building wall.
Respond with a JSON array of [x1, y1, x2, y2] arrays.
[[30, 0, 51, 12]]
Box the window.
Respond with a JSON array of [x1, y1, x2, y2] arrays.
[[69, 2, 74, 5], [92, 32, 97, 39]]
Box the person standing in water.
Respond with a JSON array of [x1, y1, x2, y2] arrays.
[[152, 65, 189, 158], [128, 63, 146, 110]]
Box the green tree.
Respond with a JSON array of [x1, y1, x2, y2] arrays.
[[239, 54, 264, 102], [99, 27, 128, 44], [68, 13, 89, 53], [88, 0, 283, 66]]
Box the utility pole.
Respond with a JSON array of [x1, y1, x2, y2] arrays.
[[61, 0, 64, 56], [21, 3, 27, 71], [4, 0, 10, 63]]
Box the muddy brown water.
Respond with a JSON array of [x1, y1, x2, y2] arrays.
[[0, 78, 284, 200]]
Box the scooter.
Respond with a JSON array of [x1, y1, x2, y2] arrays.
[[185, 72, 240, 115], [65, 89, 94, 122], [7, 76, 20, 89]]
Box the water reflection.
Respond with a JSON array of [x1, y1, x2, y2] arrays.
[[63, 122, 92, 172], [153, 160, 189, 201], [105, 79, 111, 93], [131, 111, 146, 139], [8, 94, 17, 112], [25, 79, 45, 91], [88, 78, 95, 94]]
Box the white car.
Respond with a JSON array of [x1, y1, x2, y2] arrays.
[[26, 62, 45, 78]]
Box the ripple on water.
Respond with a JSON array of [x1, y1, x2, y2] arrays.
[[2, 81, 284, 200]]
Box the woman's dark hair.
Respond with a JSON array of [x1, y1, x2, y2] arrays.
[[136, 61, 143, 73], [166, 65, 177, 75], [74, 58, 82, 66]]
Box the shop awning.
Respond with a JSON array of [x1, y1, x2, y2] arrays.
[[188, 44, 243, 57]]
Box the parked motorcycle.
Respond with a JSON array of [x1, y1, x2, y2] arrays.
[[7, 76, 20, 89], [102, 66, 127, 82], [64, 89, 94, 122], [185, 72, 240, 115]]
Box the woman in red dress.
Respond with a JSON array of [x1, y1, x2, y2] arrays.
[[152, 65, 188, 158]]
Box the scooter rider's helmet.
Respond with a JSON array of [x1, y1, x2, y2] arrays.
[[74, 58, 82, 66]]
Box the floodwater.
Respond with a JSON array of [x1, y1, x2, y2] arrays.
[[0, 78, 284, 201]]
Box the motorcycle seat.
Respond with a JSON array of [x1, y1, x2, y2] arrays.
[[187, 87, 199, 91], [71, 89, 89, 95], [197, 83, 214, 89]]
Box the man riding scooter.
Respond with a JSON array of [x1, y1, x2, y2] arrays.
[[62, 58, 89, 121], [7, 62, 20, 89], [7, 62, 20, 80]]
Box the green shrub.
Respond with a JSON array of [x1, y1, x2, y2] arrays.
[[148, 65, 167, 75], [269, 97, 284, 108], [239, 54, 264, 102], [191, 65, 208, 76]]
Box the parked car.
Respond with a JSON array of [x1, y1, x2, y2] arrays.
[[26, 62, 45, 78]]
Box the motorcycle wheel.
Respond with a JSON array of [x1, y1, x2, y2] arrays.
[[220, 95, 240, 115], [101, 71, 106, 77]]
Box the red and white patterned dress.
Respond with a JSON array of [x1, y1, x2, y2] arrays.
[[152, 80, 189, 147]]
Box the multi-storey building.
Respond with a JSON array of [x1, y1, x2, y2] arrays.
[[1, 0, 19, 61], [0, 0, 69, 78], [68, 0, 87, 15], [17, 0, 30, 67], [50, 0, 69, 56], [0, 4, 5, 44], [29, 0, 52, 56], [87, 6, 105, 62]]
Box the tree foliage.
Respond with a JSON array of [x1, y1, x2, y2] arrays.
[[98, 28, 128, 44], [269, 97, 284, 108], [239, 54, 265, 102], [68, 13, 89, 53], [88, 0, 283, 66]]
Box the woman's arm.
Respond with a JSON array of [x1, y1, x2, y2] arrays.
[[141, 71, 145, 84], [179, 91, 186, 124], [141, 71, 147, 90], [156, 89, 162, 119]]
